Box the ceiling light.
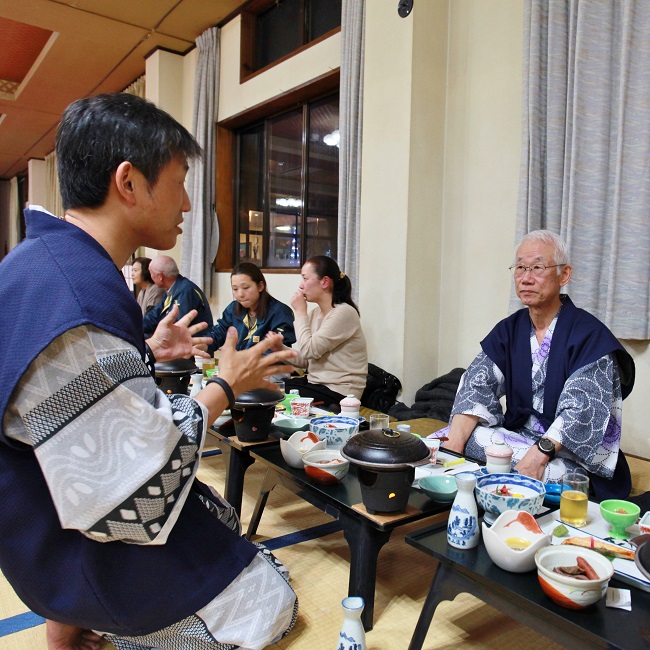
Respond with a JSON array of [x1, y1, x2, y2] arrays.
[[323, 129, 340, 147]]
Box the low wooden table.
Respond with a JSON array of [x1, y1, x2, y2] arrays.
[[406, 521, 650, 650], [245, 417, 449, 631], [206, 411, 445, 518]]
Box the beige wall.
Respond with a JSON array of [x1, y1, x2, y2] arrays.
[[27, 159, 47, 207], [144, 49, 194, 264], [207, 0, 648, 458]]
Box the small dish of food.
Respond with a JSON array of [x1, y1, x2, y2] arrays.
[[279, 430, 326, 468], [475, 473, 546, 525], [535, 545, 614, 609], [640, 511, 650, 535], [599, 499, 641, 539], [482, 510, 551, 572], [302, 449, 350, 484]]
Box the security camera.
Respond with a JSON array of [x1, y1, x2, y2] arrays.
[[398, 0, 414, 18]]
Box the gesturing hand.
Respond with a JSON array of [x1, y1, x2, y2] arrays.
[[218, 328, 296, 397], [146, 305, 213, 362]]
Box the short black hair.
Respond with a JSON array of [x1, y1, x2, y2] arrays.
[[56, 93, 201, 210]]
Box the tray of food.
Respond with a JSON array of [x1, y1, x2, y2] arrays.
[[537, 501, 649, 593]]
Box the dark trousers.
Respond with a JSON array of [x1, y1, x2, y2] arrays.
[[284, 377, 344, 413]]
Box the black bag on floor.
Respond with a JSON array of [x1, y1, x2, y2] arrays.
[[361, 363, 402, 413]]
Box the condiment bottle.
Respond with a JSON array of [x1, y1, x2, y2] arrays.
[[447, 472, 480, 549], [340, 394, 361, 419]]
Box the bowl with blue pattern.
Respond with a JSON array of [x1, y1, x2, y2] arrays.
[[309, 416, 360, 450], [475, 473, 546, 525]]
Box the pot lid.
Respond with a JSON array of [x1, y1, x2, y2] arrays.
[[485, 443, 513, 458], [341, 428, 430, 469], [234, 387, 284, 408], [154, 358, 198, 376]]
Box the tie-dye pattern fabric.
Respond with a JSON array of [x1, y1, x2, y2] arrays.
[[447, 316, 623, 483]]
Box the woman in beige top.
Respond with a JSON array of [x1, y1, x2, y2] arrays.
[[270, 256, 368, 412]]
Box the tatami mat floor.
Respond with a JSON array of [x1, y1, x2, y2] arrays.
[[2, 437, 648, 649]]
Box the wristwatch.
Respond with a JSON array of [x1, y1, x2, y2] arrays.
[[536, 437, 556, 461]]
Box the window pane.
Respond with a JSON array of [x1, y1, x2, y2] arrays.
[[256, 0, 301, 70], [237, 125, 264, 264], [309, 0, 342, 41], [306, 96, 339, 259], [268, 109, 304, 268]]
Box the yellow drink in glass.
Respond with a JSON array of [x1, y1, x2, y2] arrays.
[[560, 489, 588, 527], [202, 358, 216, 377]]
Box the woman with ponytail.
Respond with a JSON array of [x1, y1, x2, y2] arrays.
[[269, 256, 368, 411]]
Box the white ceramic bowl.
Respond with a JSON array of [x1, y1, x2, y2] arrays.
[[640, 511, 650, 535], [279, 430, 326, 468], [302, 449, 350, 484], [274, 417, 311, 436], [535, 545, 614, 609], [482, 510, 551, 573], [309, 416, 360, 449], [475, 473, 546, 524]]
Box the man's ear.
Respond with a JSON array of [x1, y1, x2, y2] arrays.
[[114, 161, 137, 204], [560, 263, 572, 287]]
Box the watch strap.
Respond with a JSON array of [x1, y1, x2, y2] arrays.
[[206, 376, 236, 411], [536, 437, 556, 461]]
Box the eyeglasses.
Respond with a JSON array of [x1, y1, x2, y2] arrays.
[[509, 264, 565, 278]]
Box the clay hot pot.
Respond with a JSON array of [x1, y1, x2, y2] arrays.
[[341, 428, 431, 514], [231, 387, 284, 442]]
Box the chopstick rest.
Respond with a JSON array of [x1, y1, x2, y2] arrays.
[[442, 457, 465, 468]]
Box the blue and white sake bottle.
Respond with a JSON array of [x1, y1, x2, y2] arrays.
[[337, 596, 366, 650], [447, 472, 480, 549]]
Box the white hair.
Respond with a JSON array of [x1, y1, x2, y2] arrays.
[[149, 255, 179, 278], [516, 230, 569, 273]]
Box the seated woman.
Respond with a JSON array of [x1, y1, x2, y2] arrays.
[[207, 262, 296, 353], [132, 256, 166, 316], [269, 256, 368, 412]]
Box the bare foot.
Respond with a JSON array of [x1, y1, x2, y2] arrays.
[[46, 620, 103, 650]]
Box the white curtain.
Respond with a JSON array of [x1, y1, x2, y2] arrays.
[[45, 151, 63, 218], [337, 0, 365, 299], [181, 27, 220, 296], [517, 0, 650, 339], [8, 177, 20, 250], [123, 75, 146, 98]]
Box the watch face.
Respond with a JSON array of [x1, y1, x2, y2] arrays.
[[538, 438, 554, 454]]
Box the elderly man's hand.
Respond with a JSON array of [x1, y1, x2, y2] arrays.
[[514, 445, 548, 481], [146, 305, 213, 362]]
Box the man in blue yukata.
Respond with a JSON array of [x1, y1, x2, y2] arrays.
[[443, 230, 635, 501], [0, 93, 298, 650]]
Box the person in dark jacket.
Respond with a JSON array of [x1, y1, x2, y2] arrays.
[[0, 93, 297, 650], [207, 262, 295, 354], [442, 230, 634, 499], [142, 255, 213, 337]]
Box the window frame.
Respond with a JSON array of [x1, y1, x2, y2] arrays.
[[239, 0, 341, 83], [215, 69, 340, 273]]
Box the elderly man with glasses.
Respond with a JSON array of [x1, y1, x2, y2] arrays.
[[443, 230, 635, 500]]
